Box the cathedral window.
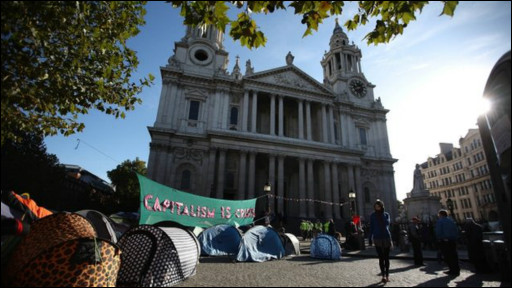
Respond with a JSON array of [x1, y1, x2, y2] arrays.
[[359, 128, 367, 146], [188, 101, 200, 121], [364, 187, 370, 203], [230, 107, 239, 125], [181, 170, 191, 190]]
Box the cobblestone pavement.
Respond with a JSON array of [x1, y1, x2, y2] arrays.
[[177, 256, 502, 287]]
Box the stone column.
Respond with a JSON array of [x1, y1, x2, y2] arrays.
[[268, 154, 276, 212], [323, 161, 333, 219], [251, 91, 258, 133], [278, 95, 284, 137], [328, 105, 335, 144], [155, 81, 169, 125], [344, 54, 348, 73], [354, 165, 364, 218], [277, 155, 285, 213], [339, 111, 347, 147], [299, 157, 307, 217], [216, 149, 226, 199], [306, 101, 312, 141], [322, 104, 328, 143], [238, 150, 247, 199], [298, 100, 304, 139], [270, 94, 276, 136], [205, 148, 216, 196], [347, 164, 355, 215], [307, 159, 315, 218], [248, 151, 256, 199], [147, 144, 158, 180], [242, 90, 249, 131], [331, 162, 341, 219]]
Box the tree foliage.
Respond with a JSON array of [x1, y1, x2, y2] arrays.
[[0, 131, 65, 208], [169, 1, 458, 49], [107, 158, 147, 212], [1, 1, 154, 146]]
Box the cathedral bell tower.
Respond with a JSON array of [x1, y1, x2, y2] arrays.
[[167, 25, 229, 77], [321, 19, 374, 104]]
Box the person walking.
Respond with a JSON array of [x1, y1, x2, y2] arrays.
[[435, 210, 460, 276], [409, 217, 424, 266], [370, 200, 392, 283]]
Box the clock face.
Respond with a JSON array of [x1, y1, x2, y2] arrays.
[[349, 79, 367, 98]]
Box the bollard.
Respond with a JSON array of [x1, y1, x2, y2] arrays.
[[482, 240, 495, 270]]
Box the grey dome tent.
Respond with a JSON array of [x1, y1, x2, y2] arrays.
[[198, 224, 242, 256], [116, 225, 200, 287], [236, 225, 285, 262], [281, 233, 301, 256], [310, 234, 342, 260], [76, 210, 118, 243]]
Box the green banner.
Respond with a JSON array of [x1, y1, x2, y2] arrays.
[[138, 174, 257, 227]]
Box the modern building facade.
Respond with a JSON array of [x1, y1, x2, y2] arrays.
[[146, 22, 397, 229], [419, 129, 498, 222]]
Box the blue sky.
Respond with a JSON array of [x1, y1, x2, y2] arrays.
[[44, 1, 511, 202]]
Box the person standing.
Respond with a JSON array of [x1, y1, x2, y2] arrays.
[[464, 218, 489, 273], [370, 200, 392, 283], [326, 218, 336, 237], [409, 217, 424, 266], [435, 210, 460, 276]]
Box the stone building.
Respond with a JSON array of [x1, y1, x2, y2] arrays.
[[420, 129, 498, 222], [146, 21, 397, 229]]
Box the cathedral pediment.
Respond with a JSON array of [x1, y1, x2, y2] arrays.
[[245, 66, 332, 95]]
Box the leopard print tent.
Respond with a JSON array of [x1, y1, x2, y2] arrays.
[[6, 212, 121, 287]]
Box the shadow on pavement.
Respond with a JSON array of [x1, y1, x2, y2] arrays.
[[199, 256, 236, 264]]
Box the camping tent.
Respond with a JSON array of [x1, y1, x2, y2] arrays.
[[281, 233, 301, 256], [6, 212, 121, 287], [116, 225, 200, 287], [310, 234, 342, 260], [236, 225, 285, 262], [198, 224, 242, 256], [76, 210, 118, 243]]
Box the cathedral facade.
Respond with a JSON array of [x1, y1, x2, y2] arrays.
[[147, 22, 398, 228]]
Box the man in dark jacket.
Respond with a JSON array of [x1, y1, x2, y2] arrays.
[[436, 210, 460, 276], [409, 217, 424, 266], [464, 218, 490, 273]]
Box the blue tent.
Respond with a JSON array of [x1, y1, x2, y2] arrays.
[[198, 224, 242, 256], [310, 234, 342, 260], [236, 226, 285, 262]]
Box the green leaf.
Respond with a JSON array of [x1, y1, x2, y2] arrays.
[[441, 1, 458, 16]]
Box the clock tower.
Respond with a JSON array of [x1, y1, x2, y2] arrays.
[[168, 25, 229, 77], [321, 19, 375, 105]]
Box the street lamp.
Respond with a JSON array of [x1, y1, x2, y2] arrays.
[[349, 189, 356, 216], [446, 198, 454, 218], [264, 182, 272, 213]]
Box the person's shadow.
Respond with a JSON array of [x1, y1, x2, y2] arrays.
[[414, 275, 452, 287], [368, 280, 387, 287]]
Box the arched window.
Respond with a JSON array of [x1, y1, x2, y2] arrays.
[[364, 187, 371, 203], [230, 107, 238, 125], [181, 170, 191, 190]]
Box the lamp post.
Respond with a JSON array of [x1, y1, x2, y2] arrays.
[[264, 182, 272, 213], [446, 198, 454, 219], [349, 189, 356, 217]]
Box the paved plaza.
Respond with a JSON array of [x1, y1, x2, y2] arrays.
[[177, 241, 504, 287]]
